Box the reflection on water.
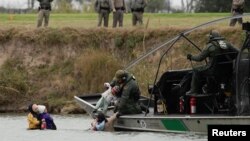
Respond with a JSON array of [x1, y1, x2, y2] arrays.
[[0, 114, 207, 141]]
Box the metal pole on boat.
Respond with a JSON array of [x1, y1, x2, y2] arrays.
[[145, 35, 182, 116]]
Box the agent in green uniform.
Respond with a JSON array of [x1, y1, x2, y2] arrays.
[[112, 0, 126, 28], [186, 30, 239, 95], [95, 0, 113, 27], [112, 70, 142, 114], [230, 0, 245, 26], [129, 0, 147, 26]]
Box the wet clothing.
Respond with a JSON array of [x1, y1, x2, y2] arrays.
[[103, 113, 118, 131], [27, 113, 41, 129], [95, 86, 117, 114], [38, 113, 57, 130], [37, 0, 53, 27], [230, 0, 245, 26], [129, 0, 147, 26], [95, 0, 113, 27], [27, 104, 41, 129], [91, 112, 118, 131], [189, 38, 239, 93], [115, 73, 142, 114], [112, 0, 126, 27]]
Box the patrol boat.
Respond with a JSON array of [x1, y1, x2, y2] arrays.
[[74, 16, 250, 134]]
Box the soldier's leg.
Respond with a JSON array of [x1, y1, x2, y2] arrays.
[[138, 12, 143, 25], [37, 10, 44, 28], [119, 10, 124, 27], [44, 10, 50, 27], [238, 17, 243, 25], [189, 69, 201, 94], [98, 12, 103, 27], [229, 19, 237, 26], [132, 12, 137, 26], [230, 12, 238, 27], [103, 11, 109, 27], [113, 12, 118, 28]]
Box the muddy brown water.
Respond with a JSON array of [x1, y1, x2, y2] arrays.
[[0, 114, 206, 141]]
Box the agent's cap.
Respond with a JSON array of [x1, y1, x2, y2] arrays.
[[208, 30, 223, 40], [114, 70, 127, 81]]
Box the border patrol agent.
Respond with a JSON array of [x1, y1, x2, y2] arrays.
[[129, 0, 147, 26], [112, 0, 127, 28], [37, 0, 54, 28], [230, 0, 245, 26], [112, 70, 142, 115], [186, 31, 239, 95], [95, 0, 113, 27]]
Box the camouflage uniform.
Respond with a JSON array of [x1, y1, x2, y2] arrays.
[[230, 0, 245, 26], [37, 0, 53, 28], [112, 0, 126, 28], [95, 0, 113, 27], [129, 0, 147, 26], [186, 31, 239, 94], [112, 70, 142, 115]]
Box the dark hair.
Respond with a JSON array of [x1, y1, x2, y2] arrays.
[[97, 112, 107, 123]]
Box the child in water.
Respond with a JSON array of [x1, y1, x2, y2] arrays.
[[94, 83, 120, 115], [37, 105, 57, 130]]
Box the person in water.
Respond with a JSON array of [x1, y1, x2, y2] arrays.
[[37, 105, 57, 130], [27, 104, 41, 129], [90, 112, 120, 131], [94, 83, 120, 114]]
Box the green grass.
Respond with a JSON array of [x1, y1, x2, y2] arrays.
[[1, 13, 248, 29]]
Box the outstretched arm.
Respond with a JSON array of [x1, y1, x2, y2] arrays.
[[190, 49, 210, 62]]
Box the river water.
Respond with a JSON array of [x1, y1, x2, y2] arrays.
[[0, 114, 207, 141]]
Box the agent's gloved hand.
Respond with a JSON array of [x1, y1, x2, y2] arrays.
[[187, 54, 192, 60]]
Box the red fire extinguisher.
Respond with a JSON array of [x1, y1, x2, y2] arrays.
[[190, 97, 196, 114], [179, 96, 184, 113]]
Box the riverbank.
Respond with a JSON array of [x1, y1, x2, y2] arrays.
[[0, 15, 245, 114]]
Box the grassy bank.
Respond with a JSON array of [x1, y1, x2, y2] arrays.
[[0, 13, 246, 114], [0, 13, 245, 29]]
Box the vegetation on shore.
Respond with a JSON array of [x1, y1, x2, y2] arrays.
[[0, 13, 246, 114]]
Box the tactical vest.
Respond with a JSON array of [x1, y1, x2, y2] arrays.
[[114, 0, 125, 9], [232, 0, 244, 10], [39, 0, 52, 10], [207, 40, 235, 69], [100, 0, 110, 8], [131, 0, 145, 10]]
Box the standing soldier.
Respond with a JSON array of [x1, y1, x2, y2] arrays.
[[112, 0, 127, 28], [37, 0, 54, 28], [95, 0, 113, 27], [229, 0, 245, 26], [129, 0, 147, 26]]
